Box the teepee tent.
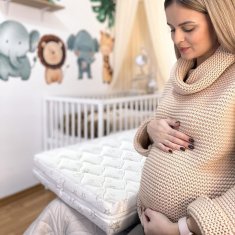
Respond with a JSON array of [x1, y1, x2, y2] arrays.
[[111, 0, 175, 91]]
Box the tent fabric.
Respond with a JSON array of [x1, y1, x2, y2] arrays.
[[112, 0, 139, 90], [112, 0, 175, 91]]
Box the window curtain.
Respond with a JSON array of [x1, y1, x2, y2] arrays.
[[111, 0, 175, 91]]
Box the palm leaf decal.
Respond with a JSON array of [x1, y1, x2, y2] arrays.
[[90, 0, 116, 28]]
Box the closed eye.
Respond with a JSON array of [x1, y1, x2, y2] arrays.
[[182, 28, 194, 32]]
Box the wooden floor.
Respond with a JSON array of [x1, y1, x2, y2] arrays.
[[0, 184, 56, 235]]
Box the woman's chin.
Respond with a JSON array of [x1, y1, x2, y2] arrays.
[[180, 54, 194, 61]]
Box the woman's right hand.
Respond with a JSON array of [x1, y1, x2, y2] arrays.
[[147, 118, 194, 153]]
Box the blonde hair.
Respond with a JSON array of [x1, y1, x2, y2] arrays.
[[164, 0, 235, 57]]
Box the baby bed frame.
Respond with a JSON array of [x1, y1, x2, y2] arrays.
[[43, 93, 160, 150]]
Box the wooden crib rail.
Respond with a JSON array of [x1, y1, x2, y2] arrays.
[[43, 93, 160, 150]]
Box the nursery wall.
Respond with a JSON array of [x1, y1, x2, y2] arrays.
[[0, 0, 175, 199], [0, 0, 112, 198]]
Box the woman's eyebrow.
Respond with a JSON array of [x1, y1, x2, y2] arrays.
[[178, 21, 196, 26], [167, 21, 196, 27]]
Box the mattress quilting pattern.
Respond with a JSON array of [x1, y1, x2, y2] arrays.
[[33, 129, 145, 234]]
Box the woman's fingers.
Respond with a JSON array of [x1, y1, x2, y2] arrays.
[[165, 117, 181, 128], [167, 129, 194, 150], [147, 118, 195, 152], [154, 142, 173, 153], [162, 139, 186, 151], [169, 128, 193, 143], [167, 134, 193, 149]]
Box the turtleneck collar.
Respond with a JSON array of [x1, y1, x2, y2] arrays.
[[172, 46, 235, 95]]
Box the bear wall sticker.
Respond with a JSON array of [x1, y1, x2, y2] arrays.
[[0, 20, 40, 81], [67, 30, 99, 79], [38, 35, 66, 84]]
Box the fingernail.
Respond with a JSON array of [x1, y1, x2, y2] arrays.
[[189, 137, 194, 143], [175, 121, 180, 125], [180, 147, 185, 151], [188, 144, 194, 150], [168, 149, 173, 153]]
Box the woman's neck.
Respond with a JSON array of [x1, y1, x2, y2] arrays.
[[183, 60, 197, 82]]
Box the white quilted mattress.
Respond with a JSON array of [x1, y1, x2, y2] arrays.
[[33, 129, 145, 234]]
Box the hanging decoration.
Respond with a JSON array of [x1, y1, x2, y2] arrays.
[[90, 0, 116, 28]]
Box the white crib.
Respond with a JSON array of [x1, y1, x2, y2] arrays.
[[43, 93, 160, 150]]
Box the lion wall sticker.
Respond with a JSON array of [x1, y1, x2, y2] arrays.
[[37, 34, 67, 84], [0, 20, 40, 81], [67, 30, 99, 79]]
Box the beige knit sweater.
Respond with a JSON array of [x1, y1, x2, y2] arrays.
[[134, 46, 235, 235]]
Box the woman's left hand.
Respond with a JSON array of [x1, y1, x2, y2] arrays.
[[142, 208, 179, 235]]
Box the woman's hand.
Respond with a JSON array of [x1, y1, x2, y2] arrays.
[[187, 216, 202, 235], [147, 118, 194, 153], [142, 208, 179, 235]]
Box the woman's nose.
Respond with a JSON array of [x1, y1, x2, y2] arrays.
[[173, 30, 185, 45]]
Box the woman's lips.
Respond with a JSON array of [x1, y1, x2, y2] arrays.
[[179, 47, 190, 53]]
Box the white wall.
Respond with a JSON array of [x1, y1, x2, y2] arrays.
[[0, 0, 176, 198], [0, 0, 112, 198]]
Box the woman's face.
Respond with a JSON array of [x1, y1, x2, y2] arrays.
[[165, 2, 219, 66]]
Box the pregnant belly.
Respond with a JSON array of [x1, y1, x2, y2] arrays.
[[138, 147, 198, 222]]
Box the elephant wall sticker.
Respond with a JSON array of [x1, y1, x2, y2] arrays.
[[67, 30, 99, 79], [0, 20, 40, 81]]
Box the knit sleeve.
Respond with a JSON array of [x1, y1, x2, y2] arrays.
[[133, 117, 154, 157], [187, 186, 235, 235]]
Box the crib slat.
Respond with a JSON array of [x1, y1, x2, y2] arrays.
[[84, 105, 88, 140], [106, 104, 110, 135], [49, 100, 54, 150], [148, 99, 152, 116], [90, 105, 95, 139], [140, 99, 144, 124], [65, 102, 69, 145], [43, 99, 48, 150], [130, 101, 134, 129], [71, 102, 75, 144], [98, 103, 104, 137], [153, 98, 157, 114], [54, 101, 59, 148], [77, 104, 81, 141], [118, 102, 122, 131], [144, 99, 148, 120], [58, 101, 62, 147], [112, 103, 117, 133], [134, 100, 138, 127], [124, 101, 128, 130]]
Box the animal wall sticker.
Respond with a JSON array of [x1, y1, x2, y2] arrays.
[[38, 35, 66, 84], [0, 20, 40, 81], [99, 31, 114, 84], [67, 30, 99, 79]]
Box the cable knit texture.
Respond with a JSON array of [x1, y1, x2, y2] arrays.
[[134, 46, 235, 235]]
